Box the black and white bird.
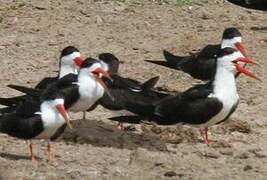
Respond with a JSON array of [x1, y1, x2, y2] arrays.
[[40, 58, 112, 118], [147, 28, 249, 81], [0, 46, 84, 111], [89, 53, 172, 130], [123, 48, 260, 144], [0, 95, 72, 161], [0, 58, 112, 160]]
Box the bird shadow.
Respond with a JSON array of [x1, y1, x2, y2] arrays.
[[57, 117, 168, 152], [250, 26, 267, 32], [226, 0, 267, 11], [0, 152, 32, 161]]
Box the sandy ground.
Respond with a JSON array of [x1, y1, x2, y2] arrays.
[[0, 0, 266, 179]]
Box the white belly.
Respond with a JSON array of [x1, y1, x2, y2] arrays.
[[35, 112, 65, 139], [69, 81, 104, 112], [202, 93, 239, 128]]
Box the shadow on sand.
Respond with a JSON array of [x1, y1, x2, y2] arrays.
[[57, 118, 168, 152], [0, 152, 31, 161]]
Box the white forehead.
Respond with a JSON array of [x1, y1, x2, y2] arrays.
[[86, 62, 102, 72], [54, 98, 64, 105], [61, 51, 81, 63], [221, 36, 242, 48]]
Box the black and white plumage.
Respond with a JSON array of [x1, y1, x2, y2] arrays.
[[89, 53, 173, 129], [0, 46, 84, 112], [40, 58, 112, 115], [147, 28, 249, 81], [0, 96, 71, 161], [0, 58, 111, 160], [123, 48, 260, 144]]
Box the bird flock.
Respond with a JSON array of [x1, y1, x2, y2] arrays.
[[0, 27, 260, 161]]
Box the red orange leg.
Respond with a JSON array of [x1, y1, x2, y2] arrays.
[[117, 122, 124, 130], [47, 142, 53, 160], [200, 128, 216, 145], [83, 111, 86, 120], [29, 141, 37, 161]]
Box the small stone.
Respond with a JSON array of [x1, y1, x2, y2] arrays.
[[254, 151, 267, 158], [236, 152, 249, 159], [220, 149, 234, 156], [95, 15, 103, 24], [203, 152, 220, 159], [243, 165, 253, 171], [164, 171, 177, 177]]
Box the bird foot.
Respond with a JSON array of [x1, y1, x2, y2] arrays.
[[47, 153, 54, 160], [82, 112, 87, 120], [203, 139, 216, 145], [30, 155, 38, 162], [117, 122, 124, 130]]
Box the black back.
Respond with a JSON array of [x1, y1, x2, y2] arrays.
[[99, 76, 170, 110], [162, 48, 218, 81], [41, 74, 80, 109], [124, 82, 224, 125], [0, 97, 44, 139]]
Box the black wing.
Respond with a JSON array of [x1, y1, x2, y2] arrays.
[[34, 77, 58, 89], [154, 84, 222, 125], [41, 74, 79, 109], [163, 46, 219, 80], [99, 76, 169, 110]]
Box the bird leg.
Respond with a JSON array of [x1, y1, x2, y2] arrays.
[[200, 128, 215, 145], [117, 122, 124, 130], [28, 141, 37, 161], [82, 111, 86, 120], [47, 142, 53, 160]]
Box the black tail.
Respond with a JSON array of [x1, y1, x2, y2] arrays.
[[0, 106, 15, 115], [8, 85, 41, 97], [163, 50, 188, 69], [141, 76, 160, 91], [0, 96, 26, 107]]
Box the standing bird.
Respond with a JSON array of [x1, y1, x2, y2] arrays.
[[0, 46, 84, 111], [92, 53, 172, 130], [123, 48, 260, 144], [0, 58, 111, 160], [147, 28, 249, 81], [40, 58, 112, 118], [0, 95, 72, 161]]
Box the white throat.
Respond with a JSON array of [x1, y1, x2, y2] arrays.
[[213, 66, 238, 98], [203, 65, 239, 128], [69, 69, 105, 112], [35, 100, 65, 139], [59, 64, 78, 78], [100, 61, 109, 72], [59, 51, 81, 78]]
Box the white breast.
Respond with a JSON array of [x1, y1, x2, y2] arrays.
[[34, 102, 65, 139], [69, 76, 104, 112], [201, 66, 239, 128]]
